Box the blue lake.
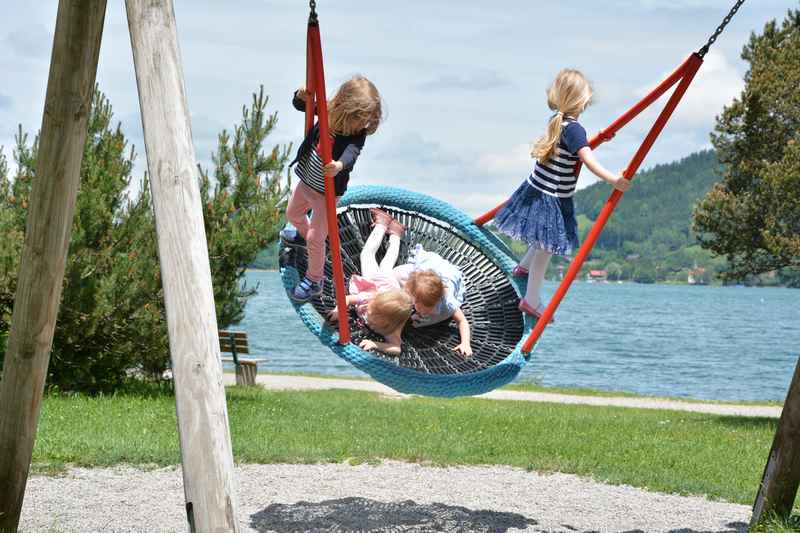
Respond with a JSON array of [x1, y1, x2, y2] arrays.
[[237, 270, 799, 402]]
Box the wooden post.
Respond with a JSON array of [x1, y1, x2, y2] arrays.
[[751, 356, 800, 526], [125, 1, 239, 531], [0, 1, 107, 530]]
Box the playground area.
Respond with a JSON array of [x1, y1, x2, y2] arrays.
[[2, 0, 799, 531], [20, 461, 750, 532]]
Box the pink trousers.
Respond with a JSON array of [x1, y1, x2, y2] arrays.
[[285, 181, 335, 282]]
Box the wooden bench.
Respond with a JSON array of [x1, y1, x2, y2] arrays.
[[219, 330, 267, 387]]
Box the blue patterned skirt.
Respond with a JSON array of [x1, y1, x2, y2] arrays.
[[494, 180, 579, 256]]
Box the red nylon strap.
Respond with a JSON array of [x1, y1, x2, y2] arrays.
[[520, 53, 704, 353], [306, 21, 351, 344], [304, 29, 315, 136]]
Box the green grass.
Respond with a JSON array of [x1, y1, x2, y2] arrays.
[[751, 514, 800, 532], [32, 386, 776, 505]]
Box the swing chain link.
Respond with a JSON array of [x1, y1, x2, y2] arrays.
[[309, 0, 318, 23], [698, 0, 746, 57]]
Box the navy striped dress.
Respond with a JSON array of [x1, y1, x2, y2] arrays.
[[495, 118, 589, 256]]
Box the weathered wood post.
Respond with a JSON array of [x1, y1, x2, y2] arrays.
[[125, 1, 239, 531], [0, 1, 107, 530], [751, 356, 800, 526]]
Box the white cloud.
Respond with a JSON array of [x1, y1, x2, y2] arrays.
[[4, 25, 51, 58], [478, 143, 531, 176]]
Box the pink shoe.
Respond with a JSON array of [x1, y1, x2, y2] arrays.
[[518, 299, 555, 324], [512, 265, 529, 277]]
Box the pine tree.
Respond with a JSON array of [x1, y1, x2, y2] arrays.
[[693, 10, 800, 280], [0, 87, 290, 392]]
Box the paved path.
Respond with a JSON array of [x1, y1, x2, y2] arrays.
[[224, 373, 782, 418]]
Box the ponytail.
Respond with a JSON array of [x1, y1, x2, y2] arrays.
[[531, 69, 593, 164], [531, 111, 565, 163]]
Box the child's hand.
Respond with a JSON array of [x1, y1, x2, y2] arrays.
[[453, 341, 473, 358], [612, 175, 631, 192], [296, 85, 308, 101], [326, 307, 339, 323], [359, 339, 378, 351], [324, 160, 344, 177]]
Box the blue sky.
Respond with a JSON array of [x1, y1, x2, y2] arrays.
[[0, 1, 793, 215]]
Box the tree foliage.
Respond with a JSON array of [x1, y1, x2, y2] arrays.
[[693, 9, 800, 279], [0, 87, 289, 392]]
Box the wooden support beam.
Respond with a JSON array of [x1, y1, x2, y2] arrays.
[[0, 1, 107, 530], [124, 1, 239, 531], [751, 356, 800, 526]]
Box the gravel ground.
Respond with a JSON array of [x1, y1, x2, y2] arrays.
[[20, 461, 750, 532]]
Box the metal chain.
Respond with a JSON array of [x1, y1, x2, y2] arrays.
[[309, 0, 318, 23], [698, 0, 746, 57]]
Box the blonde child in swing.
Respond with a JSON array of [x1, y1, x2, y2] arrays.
[[281, 75, 383, 303], [328, 208, 472, 357], [495, 69, 631, 320]]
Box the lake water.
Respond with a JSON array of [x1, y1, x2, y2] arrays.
[[237, 270, 799, 402]]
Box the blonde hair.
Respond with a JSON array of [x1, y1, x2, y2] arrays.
[[329, 76, 384, 136], [405, 270, 445, 308], [368, 290, 412, 335], [532, 69, 593, 164]]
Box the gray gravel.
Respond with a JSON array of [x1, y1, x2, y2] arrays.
[[20, 461, 750, 532]]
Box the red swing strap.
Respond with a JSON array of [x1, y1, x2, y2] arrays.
[[306, 5, 350, 344]]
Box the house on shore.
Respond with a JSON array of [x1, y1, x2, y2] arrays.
[[587, 269, 608, 282]]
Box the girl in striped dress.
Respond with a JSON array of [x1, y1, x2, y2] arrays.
[[495, 69, 630, 320], [282, 76, 384, 303]]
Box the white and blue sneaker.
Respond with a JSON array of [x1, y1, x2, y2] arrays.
[[280, 227, 307, 248], [291, 276, 324, 303]]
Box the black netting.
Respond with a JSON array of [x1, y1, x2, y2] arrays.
[[280, 205, 524, 375]]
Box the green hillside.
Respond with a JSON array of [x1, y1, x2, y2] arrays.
[[567, 150, 726, 283], [574, 150, 719, 251]]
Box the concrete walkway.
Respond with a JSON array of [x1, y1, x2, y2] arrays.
[[224, 373, 782, 418]]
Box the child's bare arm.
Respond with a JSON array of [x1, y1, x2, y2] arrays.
[[326, 294, 361, 322], [359, 331, 402, 355], [577, 146, 630, 192], [451, 309, 472, 358]]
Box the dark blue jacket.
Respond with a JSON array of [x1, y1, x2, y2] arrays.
[[289, 92, 367, 196]]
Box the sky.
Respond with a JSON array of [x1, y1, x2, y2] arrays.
[[0, 0, 794, 216]]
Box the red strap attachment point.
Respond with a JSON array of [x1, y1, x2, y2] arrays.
[[306, 20, 351, 345]]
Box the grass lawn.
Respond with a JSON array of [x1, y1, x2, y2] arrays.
[[32, 385, 775, 507]]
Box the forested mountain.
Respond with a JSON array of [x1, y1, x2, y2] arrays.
[[565, 150, 725, 283], [574, 150, 719, 253]]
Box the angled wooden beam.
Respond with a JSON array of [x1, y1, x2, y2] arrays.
[[751, 356, 800, 526], [0, 1, 107, 530], [125, 1, 239, 531]]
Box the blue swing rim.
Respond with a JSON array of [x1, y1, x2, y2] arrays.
[[280, 185, 535, 398]]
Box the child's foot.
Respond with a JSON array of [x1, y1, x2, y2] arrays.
[[512, 265, 529, 277], [518, 298, 555, 323], [280, 227, 307, 248], [369, 208, 393, 229], [387, 219, 405, 238], [291, 276, 324, 303]]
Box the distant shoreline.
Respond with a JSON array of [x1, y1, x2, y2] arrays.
[[242, 268, 795, 288]]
